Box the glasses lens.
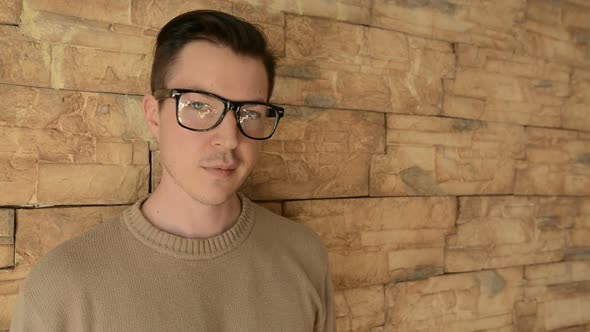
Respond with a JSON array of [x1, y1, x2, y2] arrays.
[[178, 92, 225, 130], [238, 104, 278, 139]]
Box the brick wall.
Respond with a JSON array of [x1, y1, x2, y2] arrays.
[[1, 0, 590, 330]]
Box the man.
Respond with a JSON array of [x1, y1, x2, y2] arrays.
[[11, 10, 335, 331]]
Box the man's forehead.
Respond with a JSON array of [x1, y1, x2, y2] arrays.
[[165, 41, 268, 101]]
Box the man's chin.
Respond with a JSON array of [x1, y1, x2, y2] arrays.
[[186, 188, 239, 207]]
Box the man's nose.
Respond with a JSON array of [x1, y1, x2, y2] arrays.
[[211, 111, 239, 149]]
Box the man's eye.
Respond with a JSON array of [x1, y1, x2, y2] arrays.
[[189, 102, 210, 111], [242, 110, 261, 120]]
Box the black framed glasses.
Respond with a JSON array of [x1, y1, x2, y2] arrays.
[[154, 89, 285, 140]]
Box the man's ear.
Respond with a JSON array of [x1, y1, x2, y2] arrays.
[[142, 94, 160, 141]]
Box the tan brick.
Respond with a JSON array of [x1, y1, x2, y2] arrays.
[[515, 127, 590, 195], [286, 15, 364, 65], [37, 163, 149, 205], [131, 0, 232, 28], [1, 124, 109, 206], [52, 45, 152, 94], [384, 267, 524, 331], [232, 4, 285, 56], [372, 0, 525, 51], [284, 196, 456, 288], [20, 11, 155, 54], [443, 96, 561, 128], [16, 205, 125, 266], [0, 282, 19, 330], [453, 68, 568, 106], [0, 210, 14, 238], [233, 0, 372, 25], [519, 261, 590, 331], [520, 30, 589, 68], [0, 84, 151, 140], [443, 44, 571, 127], [279, 16, 454, 115], [0, 32, 51, 87], [0, 0, 21, 24], [446, 196, 588, 272], [526, 0, 562, 25], [275, 64, 449, 116], [563, 2, 590, 29], [335, 285, 385, 332], [25, 0, 130, 24], [563, 69, 590, 132], [241, 106, 384, 200], [256, 202, 282, 216], [0, 244, 13, 268], [0, 152, 37, 206], [371, 114, 524, 196]]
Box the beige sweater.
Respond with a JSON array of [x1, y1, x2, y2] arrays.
[[10, 194, 335, 331]]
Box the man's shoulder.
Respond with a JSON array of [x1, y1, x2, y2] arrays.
[[252, 203, 329, 261], [24, 215, 124, 287]]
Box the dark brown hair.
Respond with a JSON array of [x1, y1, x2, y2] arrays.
[[150, 10, 277, 99]]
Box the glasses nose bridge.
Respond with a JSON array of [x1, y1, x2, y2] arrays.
[[225, 100, 241, 112]]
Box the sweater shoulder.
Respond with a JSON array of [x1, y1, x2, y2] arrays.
[[23, 217, 123, 289], [252, 204, 329, 265]]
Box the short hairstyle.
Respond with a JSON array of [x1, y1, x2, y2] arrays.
[[150, 10, 278, 99]]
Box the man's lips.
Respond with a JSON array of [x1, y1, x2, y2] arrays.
[[201, 164, 238, 178]]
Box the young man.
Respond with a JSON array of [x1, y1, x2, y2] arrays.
[[11, 10, 335, 331]]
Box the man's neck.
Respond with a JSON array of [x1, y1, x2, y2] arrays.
[[140, 182, 242, 239]]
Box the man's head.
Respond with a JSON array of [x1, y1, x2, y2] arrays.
[[151, 10, 277, 100], [143, 10, 281, 206]]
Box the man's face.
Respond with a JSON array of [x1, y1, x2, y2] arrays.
[[146, 41, 268, 206]]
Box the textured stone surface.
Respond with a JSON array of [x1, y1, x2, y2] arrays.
[[242, 0, 370, 25], [276, 15, 455, 115], [243, 106, 384, 200], [443, 44, 570, 128], [0, 125, 150, 205], [51, 45, 152, 94], [0, 0, 21, 24], [20, 11, 155, 54], [371, 114, 525, 196], [0, 279, 19, 330], [0, 210, 14, 238], [131, 0, 232, 28], [335, 285, 385, 331], [0, 244, 13, 268], [25, 0, 130, 24], [563, 69, 590, 132], [0, 28, 51, 87], [0, 210, 14, 268], [446, 196, 588, 272], [37, 161, 149, 205], [521, 0, 590, 68], [516, 261, 590, 331], [515, 127, 590, 195], [284, 196, 456, 289], [384, 267, 524, 331], [372, 0, 526, 51], [0, 84, 150, 140]]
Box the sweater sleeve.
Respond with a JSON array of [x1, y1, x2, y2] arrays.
[[10, 289, 51, 332]]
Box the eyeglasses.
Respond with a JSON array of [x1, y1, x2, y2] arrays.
[[154, 89, 285, 140]]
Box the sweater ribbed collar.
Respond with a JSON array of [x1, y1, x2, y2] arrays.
[[122, 193, 256, 260]]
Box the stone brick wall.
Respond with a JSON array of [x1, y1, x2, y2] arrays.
[[1, 0, 589, 330]]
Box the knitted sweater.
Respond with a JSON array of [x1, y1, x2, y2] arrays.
[[10, 194, 335, 331]]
